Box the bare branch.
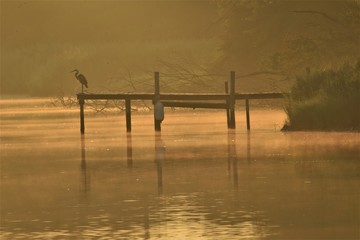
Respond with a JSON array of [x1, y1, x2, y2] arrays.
[[237, 71, 285, 78], [291, 10, 343, 25]]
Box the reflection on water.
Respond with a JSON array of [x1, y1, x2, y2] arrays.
[[0, 99, 359, 239], [127, 133, 133, 168], [155, 133, 165, 195], [247, 131, 251, 162], [228, 130, 238, 189], [80, 135, 90, 200]]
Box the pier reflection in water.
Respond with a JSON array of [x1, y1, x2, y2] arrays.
[[1, 109, 359, 239], [74, 129, 274, 239], [74, 128, 358, 239]]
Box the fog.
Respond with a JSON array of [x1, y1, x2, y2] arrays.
[[1, 1, 359, 96], [1, 2, 359, 238], [2, 1, 217, 46], [1, 1, 218, 96]]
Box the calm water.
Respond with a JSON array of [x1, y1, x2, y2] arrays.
[[0, 99, 359, 239]]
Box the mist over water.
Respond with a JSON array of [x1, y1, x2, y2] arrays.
[[1, 1, 359, 238], [0, 99, 359, 239]]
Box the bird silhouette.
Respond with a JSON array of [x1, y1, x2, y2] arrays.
[[71, 69, 88, 93]]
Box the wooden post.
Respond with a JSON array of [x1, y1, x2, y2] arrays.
[[79, 98, 85, 134], [225, 81, 230, 128], [229, 71, 236, 129], [125, 97, 131, 132], [154, 72, 161, 132], [245, 96, 250, 130]]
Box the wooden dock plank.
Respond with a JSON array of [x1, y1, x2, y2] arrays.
[[162, 101, 228, 109], [77, 92, 284, 101]]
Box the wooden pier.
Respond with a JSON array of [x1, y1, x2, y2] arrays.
[[77, 71, 284, 134]]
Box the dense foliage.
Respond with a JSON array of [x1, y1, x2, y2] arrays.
[[283, 61, 360, 131]]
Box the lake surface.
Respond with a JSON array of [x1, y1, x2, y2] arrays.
[[0, 99, 359, 239]]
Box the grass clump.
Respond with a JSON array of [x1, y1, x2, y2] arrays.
[[283, 61, 360, 131]]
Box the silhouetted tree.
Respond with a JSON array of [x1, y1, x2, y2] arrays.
[[216, 0, 360, 77]]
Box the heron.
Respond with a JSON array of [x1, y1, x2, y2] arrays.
[[71, 69, 88, 93]]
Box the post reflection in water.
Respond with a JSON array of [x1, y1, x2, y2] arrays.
[[155, 132, 165, 195], [143, 205, 150, 239], [126, 132, 133, 168], [227, 130, 238, 189], [247, 131, 251, 162], [80, 135, 90, 199]]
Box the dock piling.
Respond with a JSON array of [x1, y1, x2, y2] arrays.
[[79, 98, 85, 134], [245, 96, 250, 130], [125, 97, 132, 132], [228, 71, 236, 129], [154, 72, 161, 132], [225, 81, 230, 127]]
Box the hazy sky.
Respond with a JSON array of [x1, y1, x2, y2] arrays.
[[2, 0, 357, 96], [1, 0, 219, 96], [1, 0, 217, 48]]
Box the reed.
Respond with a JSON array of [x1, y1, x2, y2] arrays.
[[283, 61, 360, 131]]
